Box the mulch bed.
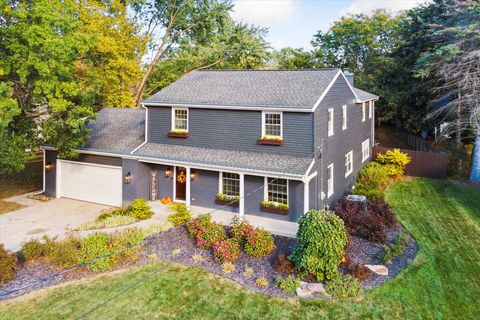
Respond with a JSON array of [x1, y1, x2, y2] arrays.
[[0, 224, 418, 301]]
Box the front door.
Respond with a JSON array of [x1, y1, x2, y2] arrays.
[[175, 167, 187, 201]]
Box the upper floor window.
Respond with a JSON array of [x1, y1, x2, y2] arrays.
[[172, 108, 188, 132], [266, 177, 288, 204], [342, 104, 347, 130], [368, 101, 373, 119], [345, 150, 353, 177], [262, 112, 282, 139], [327, 163, 334, 197], [362, 102, 366, 122], [328, 108, 334, 136], [220, 172, 240, 196], [362, 139, 370, 162]]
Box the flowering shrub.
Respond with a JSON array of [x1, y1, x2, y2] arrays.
[[186, 214, 227, 249], [212, 239, 240, 263], [229, 218, 255, 245], [261, 200, 289, 211], [244, 228, 275, 258]]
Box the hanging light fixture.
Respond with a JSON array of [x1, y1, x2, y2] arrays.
[[190, 170, 197, 181], [45, 162, 55, 171], [124, 172, 133, 184], [165, 167, 172, 178]]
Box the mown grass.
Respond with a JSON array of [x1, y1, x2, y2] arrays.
[[1, 178, 479, 319]]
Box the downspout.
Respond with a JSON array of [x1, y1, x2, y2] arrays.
[[319, 138, 325, 210]]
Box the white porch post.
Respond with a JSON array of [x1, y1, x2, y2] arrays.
[[303, 179, 309, 214], [186, 167, 191, 207], [239, 173, 245, 218]]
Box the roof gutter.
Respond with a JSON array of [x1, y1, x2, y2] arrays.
[[141, 102, 313, 113]]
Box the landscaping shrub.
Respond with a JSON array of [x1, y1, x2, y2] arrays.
[[382, 230, 409, 264], [229, 218, 254, 246], [344, 257, 371, 281], [48, 236, 81, 268], [326, 275, 362, 299], [275, 275, 300, 293], [376, 148, 411, 176], [0, 244, 17, 285], [335, 196, 396, 243], [109, 228, 145, 264], [79, 215, 137, 230], [80, 232, 112, 271], [126, 199, 154, 220], [22, 238, 44, 261], [212, 238, 240, 263], [244, 228, 275, 258], [97, 208, 127, 221], [186, 214, 227, 249], [272, 254, 296, 275], [255, 277, 269, 287], [351, 162, 390, 200], [290, 210, 348, 281], [222, 262, 235, 274], [167, 203, 192, 226], [243, 266, 254, 278]]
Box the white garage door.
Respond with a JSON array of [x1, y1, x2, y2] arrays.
[[58, 160, 122, 206]]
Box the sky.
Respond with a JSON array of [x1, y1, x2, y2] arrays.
[[230, 0, 431, 50]]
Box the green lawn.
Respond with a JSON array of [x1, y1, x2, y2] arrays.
[[1, 179, 480, 319]]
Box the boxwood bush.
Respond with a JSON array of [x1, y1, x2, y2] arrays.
[[290, 210, 348, 281], [126, 199, 154, 220]]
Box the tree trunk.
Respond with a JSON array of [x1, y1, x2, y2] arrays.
[[456, 93, 462, 147], [470, 129, 480, 182]]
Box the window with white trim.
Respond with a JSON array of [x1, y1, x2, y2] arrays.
[[220, 172, 240, 196], [266, 177, 288, 204], [345, 151, 353, 177], [172, 108, 188, 131], [328, 108, 334, 136], [362, 139, 370, 162], [327, 163, 334, 197], [362, 102, 366, 122], [342, 104, 347, 130], [262, 112, 282, 139], [368, 101, 373, 119]]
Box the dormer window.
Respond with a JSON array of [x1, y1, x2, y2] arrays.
[[259, 111, 283, 145], [169, 108, 189, 138]]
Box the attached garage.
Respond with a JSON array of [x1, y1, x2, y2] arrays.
[[57, 160, 122, 206]]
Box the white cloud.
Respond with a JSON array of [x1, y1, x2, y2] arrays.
[[231, 0, 299, 26], [340, 0, 432, 16], [270, 37, 287, 50]]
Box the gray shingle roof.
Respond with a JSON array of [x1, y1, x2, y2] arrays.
[[82, 108, 145, 154], [133, 143, 313, 177], [143, 69, 341, 110], [354, 88, 379, 101]]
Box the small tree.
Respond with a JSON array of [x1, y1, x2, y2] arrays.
[[289, 210, 348, 281]]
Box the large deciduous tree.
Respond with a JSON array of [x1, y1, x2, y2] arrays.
[[0, 0, 145, 174], [132, 0, 269, 104]]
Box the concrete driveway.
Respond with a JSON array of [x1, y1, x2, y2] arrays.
[[0, 193, 110, 252]]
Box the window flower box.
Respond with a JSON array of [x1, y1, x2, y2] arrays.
[[168, 130, 189, 138], [215, 193, 240, 207], [258, 135, 283, 146], [260, 200, 289, 215]]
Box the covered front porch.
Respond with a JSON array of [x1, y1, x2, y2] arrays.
[[149, 201, 299, 238]]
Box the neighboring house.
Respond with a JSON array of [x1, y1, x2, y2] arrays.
[[42, 69, 378, 223]]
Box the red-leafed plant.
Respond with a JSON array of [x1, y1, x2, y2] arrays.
[[244, 228, 275, 258], [186, 214, 226, 249], [212, 239, 240, 263], [229, 218, 255, 246]]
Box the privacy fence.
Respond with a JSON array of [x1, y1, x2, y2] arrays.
[[373, 146, 448, 179]]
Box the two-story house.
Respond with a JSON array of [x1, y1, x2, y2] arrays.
[[42, 69, 378, 227]]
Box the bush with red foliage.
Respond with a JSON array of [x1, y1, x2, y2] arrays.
[[335, 196, 397, 243], [212, 239, 240, 263], [272, 254, 296, 275], [229, 219, 255, 246], [344, 257, 371, 281], [186, 214, 226, 249]]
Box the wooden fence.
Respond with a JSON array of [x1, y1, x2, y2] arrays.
[[373, 146, 448, 179]]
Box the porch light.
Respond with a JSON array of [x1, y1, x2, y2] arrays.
[[190, 170, 197, 181], [45, 162, 55, 171], [124, 172, 132, 184], [165, 167, 172, 178]]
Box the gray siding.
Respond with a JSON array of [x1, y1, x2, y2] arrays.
[[313, 76, 373, 208], [147, 107, 313, 156], [44, 150, 57, 197], [190, 169, 237, 213]]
